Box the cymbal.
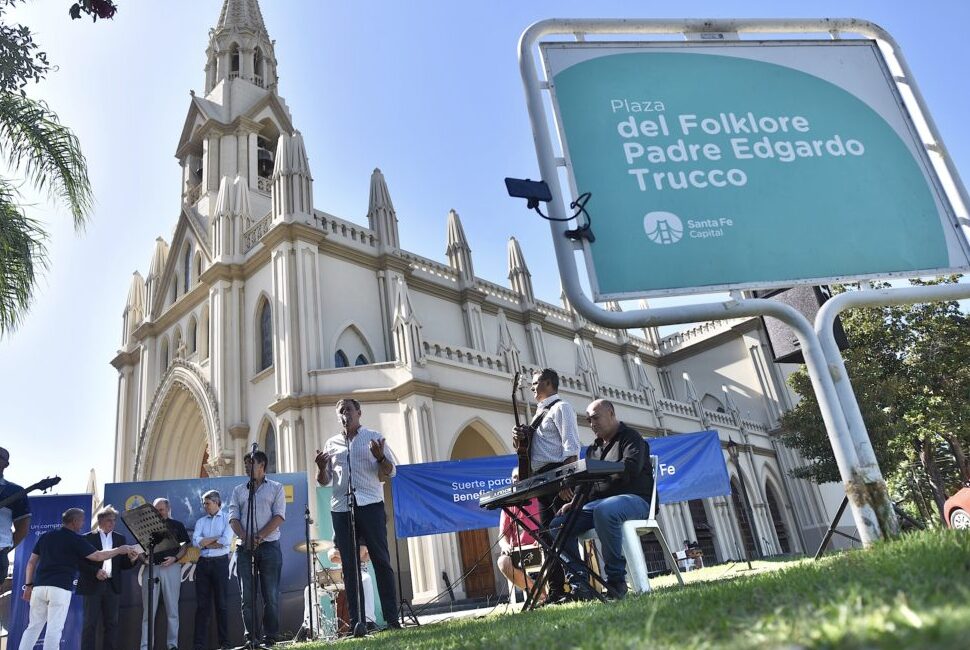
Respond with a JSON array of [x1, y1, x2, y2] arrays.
[[294, 539, 334, 554]]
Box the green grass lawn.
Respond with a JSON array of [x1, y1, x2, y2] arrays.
[[296, 529, 970, 649]]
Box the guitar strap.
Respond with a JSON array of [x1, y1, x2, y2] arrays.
[[529, 399, 561, 430]]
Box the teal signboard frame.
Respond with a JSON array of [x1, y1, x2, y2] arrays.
[[541, 40, 970, 300]]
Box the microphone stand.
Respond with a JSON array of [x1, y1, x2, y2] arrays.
[[146, 531, 160, 650], [243, 443, 268, 650], [303, 505, 317, 640], [343, 426, 367, 638], [392, 533, 419, 626]]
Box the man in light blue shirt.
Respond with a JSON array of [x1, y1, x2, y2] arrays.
[[192, 490, 233, 650], [229, 451, 285, 646]]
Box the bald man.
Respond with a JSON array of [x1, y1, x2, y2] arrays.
[[550, 399, 654, 600]]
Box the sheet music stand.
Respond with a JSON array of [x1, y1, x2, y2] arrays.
[[121, 504, 181, 650]]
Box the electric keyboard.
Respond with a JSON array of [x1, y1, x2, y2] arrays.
[[479, 458, 624, 509]]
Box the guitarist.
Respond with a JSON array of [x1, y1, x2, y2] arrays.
[[0, 446, 31, 588], [512, 369, 579, 604]]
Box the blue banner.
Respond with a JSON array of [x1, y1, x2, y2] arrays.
[[651, 430, 731, 503], [103, 473, 308, 648], [392, 430, 729, 538], [9, 493, 92, 650], [392, 455, 518, 538]]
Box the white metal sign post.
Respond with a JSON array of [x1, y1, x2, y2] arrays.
[[517, 18, 970, 545]]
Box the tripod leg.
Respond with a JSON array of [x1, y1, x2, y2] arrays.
[[814, 495, 850, 561]]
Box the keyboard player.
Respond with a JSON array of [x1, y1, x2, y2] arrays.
[[512, 369, 580, 604], [550, 399, 654, 601]]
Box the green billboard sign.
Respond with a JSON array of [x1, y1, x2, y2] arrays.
[[542, 41, 970, 299]]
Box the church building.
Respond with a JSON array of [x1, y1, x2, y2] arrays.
[[111, 0, 839, 602]]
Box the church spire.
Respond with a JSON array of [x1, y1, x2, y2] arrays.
[[368, 168, 399, 250], [205, 0, 278, 93], [216, 0, 269, 35], [445, 209, 474, 282], [507, 237, 534, 304], [271, 131, 314, 223]]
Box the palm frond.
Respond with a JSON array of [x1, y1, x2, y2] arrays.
[[0, 177, 48, 336], [0, 91, 92, 229]]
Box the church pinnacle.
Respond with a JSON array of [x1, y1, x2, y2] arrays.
[[205, 0, 278, 93]]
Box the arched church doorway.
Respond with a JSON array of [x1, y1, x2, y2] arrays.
[[144, 382, 209, 479], [730, 476, 758, 560], [688, 498, 719, 564], [450, 422, 504, 599], [764, 480, 792, 554]]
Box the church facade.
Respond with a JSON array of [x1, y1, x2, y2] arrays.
[[111, 0, 838, 602]]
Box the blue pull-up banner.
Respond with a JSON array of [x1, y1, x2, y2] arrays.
[[392, 429, 729, 538]]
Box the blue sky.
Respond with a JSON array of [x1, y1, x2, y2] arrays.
[[2, 0, 969, 494]]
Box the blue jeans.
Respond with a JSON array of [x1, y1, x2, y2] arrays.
[[236, 540, 282, 640], [550, 494, 651, 585]]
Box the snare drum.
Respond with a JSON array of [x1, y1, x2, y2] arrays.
[[316, 567, 344, 591]]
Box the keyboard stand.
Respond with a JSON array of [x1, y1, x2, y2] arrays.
[[504, 485, 619, 610]]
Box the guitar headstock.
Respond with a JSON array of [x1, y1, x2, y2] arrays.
[[32, 476, 62, 493]]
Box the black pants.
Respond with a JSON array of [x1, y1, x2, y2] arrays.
[[81, 584, 120, 650], [194, 554, 230, 649], [536, 462, 567, 595], [332, 502, 399, 628]]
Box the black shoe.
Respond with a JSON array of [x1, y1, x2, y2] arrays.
[[546, 588, 569, 605], [569, 583, 599, 602], [606, 580, 629, 600], [384, 620, 403, 631]]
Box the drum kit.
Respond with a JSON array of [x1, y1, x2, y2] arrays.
[[293, 539, 352, 640]]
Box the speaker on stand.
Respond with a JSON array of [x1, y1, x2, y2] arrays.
[[751, 286, 850, 364]]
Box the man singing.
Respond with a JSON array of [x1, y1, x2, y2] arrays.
[[19, 508, 134, 650], [512, 369, 580, 603], [551, 399, 654, 600], [315, 398, 401, 635], [192, 490, 233, 650], [137, 498, 189, 650], [77, 505, 134, 650], [0, 446, 31, 587], [229, 450, 285, 646]]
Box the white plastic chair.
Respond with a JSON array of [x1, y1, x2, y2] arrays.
[[621, 454, 685, 593], [578, 454, 685, 594]]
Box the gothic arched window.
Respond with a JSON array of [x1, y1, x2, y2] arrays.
[[188, 316, 197, 354], [263, 422, 277, 473], [229, 43, 240, 77], [355, 354, 368, 366], [159, 338, 170, 377], [258, 299, 273, 371], [199, 306, 210, 361], [334, 350, 349, 368], [254, 47, 263, 85], [184, 249, 192, 293]]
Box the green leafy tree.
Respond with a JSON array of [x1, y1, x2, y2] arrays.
[[0, 0, 116, 335], [779, 278, 970, 525]]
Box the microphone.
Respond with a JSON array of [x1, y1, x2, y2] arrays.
[[251, 442, 258, 453]]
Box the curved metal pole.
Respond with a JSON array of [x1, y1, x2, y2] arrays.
[[517, 18, 891, 544], [816, 282, 970, 534]]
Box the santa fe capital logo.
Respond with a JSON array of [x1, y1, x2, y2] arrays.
[[643, 211, 684, 244]]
